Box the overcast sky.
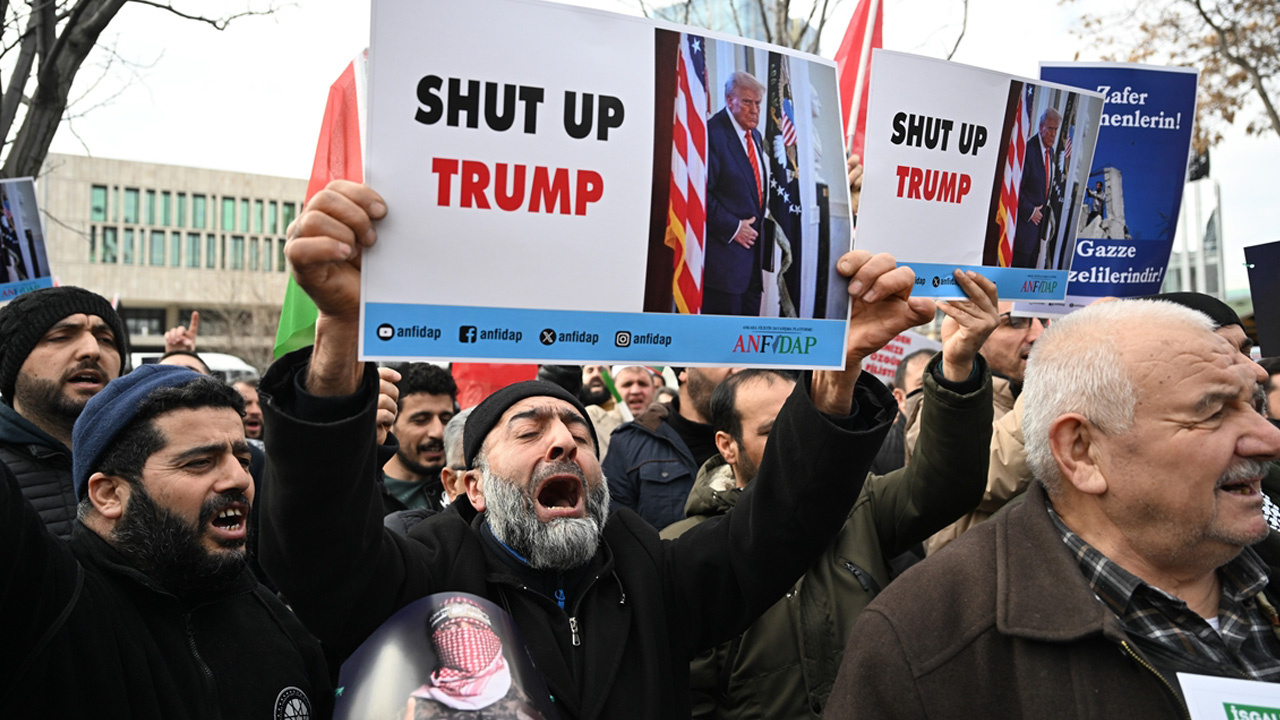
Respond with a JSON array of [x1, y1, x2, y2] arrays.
[[45, 0, 1278, 294]]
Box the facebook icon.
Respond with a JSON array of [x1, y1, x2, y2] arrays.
[[459, 325, 478, 343]]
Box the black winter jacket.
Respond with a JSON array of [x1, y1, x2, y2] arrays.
[[258, 348, 896, 720], [0, 401, 78, 539], [0, 462, 332, 720]]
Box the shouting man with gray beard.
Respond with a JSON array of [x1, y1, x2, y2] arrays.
[[259, 180, 937, 720]]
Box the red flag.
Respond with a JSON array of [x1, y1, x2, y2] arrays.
[[834, 0, 883, 160]]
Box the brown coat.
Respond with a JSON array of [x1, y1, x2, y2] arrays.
[[824, 481, 1280, 720]]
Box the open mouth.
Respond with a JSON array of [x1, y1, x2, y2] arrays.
[[209, 505, 248, 536], [1218, 479, 1261, 497], [534, 475, 585, 521], [66, 368, 105, 388]]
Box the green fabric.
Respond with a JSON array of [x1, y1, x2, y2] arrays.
[[273, 277, 319, 359], [381, 476, 430, 511]]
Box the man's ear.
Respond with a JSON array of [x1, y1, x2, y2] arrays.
[[440, 467, 463, 503], [464, 469, 487, 513], [715, 430, 738, 468], [86, 473, 131, 520], [1049, 414, 1108, 496]]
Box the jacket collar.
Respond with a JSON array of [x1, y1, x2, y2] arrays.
[[995, 482, 1124, 642], [0, 400, 69, 454], [996, 482, 1280, 643]]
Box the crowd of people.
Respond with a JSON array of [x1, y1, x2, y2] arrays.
[[2, 173, 1279, 719]]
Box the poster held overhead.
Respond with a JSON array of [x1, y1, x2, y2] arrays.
[[853, 50, 1104, 302], [1013, 63, 1198, 320], [0, 178, 53, 302], [360, 0, 854, 369]]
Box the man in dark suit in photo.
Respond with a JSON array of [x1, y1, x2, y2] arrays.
[[705, 71, 769, 316], [1012, 107, 1061, 269]]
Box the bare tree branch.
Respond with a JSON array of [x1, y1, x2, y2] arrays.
[[127, 0, 287, 31], [946, 0, 968, 60], [1190, 0, 1280, 136]]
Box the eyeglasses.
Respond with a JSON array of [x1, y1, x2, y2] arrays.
[[999, 313, 1049, 330]]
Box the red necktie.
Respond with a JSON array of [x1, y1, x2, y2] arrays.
[[746, 131, 763, 203], [1044, 148, 1051, 196]]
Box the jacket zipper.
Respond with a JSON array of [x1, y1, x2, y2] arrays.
[[186, 614, 223, 720], [843, 560, 881, 594], [569, 616, 581, 646], [1119, 640, 1190, 720]]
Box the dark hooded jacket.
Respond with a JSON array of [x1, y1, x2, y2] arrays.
[[258, 347, 897, 720]]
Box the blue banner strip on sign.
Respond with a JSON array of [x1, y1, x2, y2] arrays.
[[901, 263, 1068, 301], [0, 276, 54, 301], [363, 303, 849, 368]]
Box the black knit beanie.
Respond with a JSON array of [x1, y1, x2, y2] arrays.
[[1139, 291, 1242, 331], [464, 380, 598, 469], [0, 287, 129, 404]]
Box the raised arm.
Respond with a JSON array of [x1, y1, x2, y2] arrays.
[[664, 251, 935, 655]]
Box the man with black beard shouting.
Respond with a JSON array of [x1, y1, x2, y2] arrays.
[[260, 180, 935, 720], [0, 364, 331, 719], [0, 286, 128, 539]]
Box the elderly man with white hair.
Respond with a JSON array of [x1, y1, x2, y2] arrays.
[[826, 298, 1280, 719]]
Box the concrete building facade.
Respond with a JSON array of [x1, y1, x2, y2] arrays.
[[35, 153, 308, 372]]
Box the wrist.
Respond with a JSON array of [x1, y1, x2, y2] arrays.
[[941, 356, 975, 383], [306, 314, 363, 396]]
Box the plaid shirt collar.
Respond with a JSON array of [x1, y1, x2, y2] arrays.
[[1047, 500, 1280, 681]]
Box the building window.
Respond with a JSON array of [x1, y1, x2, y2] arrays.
[[222, 197, 236, 231], [145, 190, 156, 225], [263, 238, 273, 272], [124, 188, 140, 224], [91, 186, 108, 222], [161, 191, 172, 226], [186, 233, 200, 268], [176, 193, 187, 227], [150, 230, 165, 265], [220, 236, 227, 269], [253, 199, 263, 234], [230, 235, 245, 270], [170, 232, 182, 267], [102, 227, 118, 264], [112, 186, 119, 222], [282, 202, 297, 231], [89, 226, 96, 262], [193, 195, 207, 229], [123, 229, 135, 265], [240, 198, 250, 232], [122, 308, 166, 338], [277, 240, 286, 271], [249, 238, 260, 271], [206, 233, 217, 268], [268, 201, 278, 234]]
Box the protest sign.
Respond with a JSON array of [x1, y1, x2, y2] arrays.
[[334, 593, 557, 720], [359, 0, 854, 368], [0, 178, 53, 301], [854, 51, 1104, 302], [1245, 240, 1280, 355], [1014, 63, 1198, 320], [862, 329, 941, 387], [1178, 672, 1280, 720]]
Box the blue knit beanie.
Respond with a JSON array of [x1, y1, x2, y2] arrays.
[[72, 364, 204, 500]]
